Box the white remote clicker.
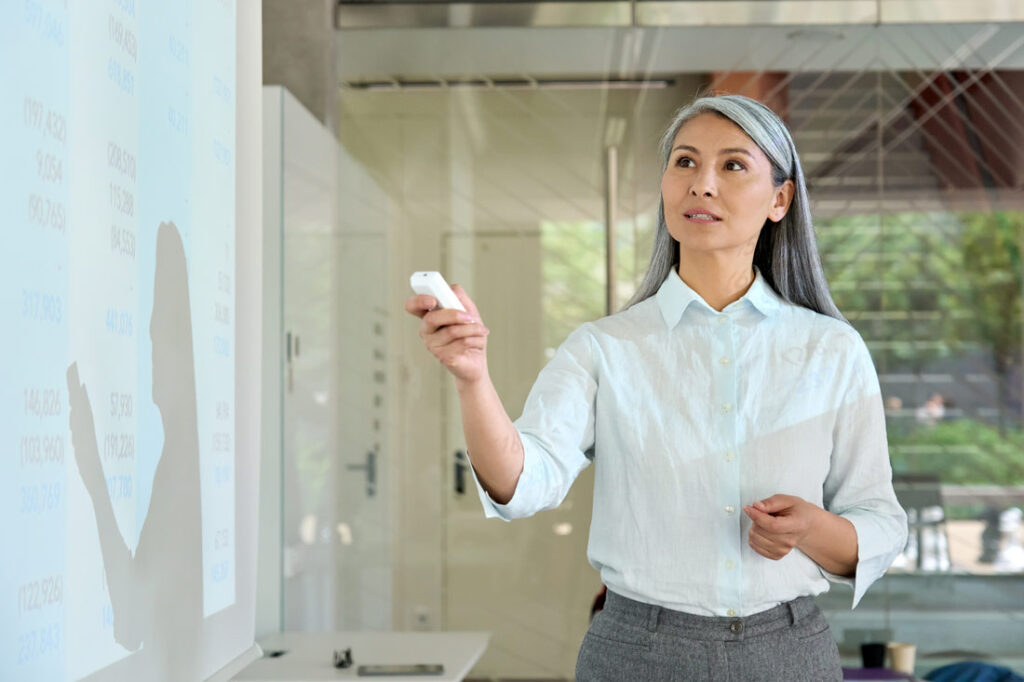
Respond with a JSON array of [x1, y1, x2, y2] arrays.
[[409, 271, 466, 312]]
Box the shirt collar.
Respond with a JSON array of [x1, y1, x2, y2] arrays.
[[655, 266, 783, 328]]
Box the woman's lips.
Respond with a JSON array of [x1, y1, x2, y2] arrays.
[[684, 212, 722, 224]]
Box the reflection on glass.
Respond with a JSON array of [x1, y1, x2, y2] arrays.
[[338, 40, 1024, 672], [820, 210, 1023, 574]]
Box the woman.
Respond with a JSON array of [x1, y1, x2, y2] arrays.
[[405, 94, 908, 681]]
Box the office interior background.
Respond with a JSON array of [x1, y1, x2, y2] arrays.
[[3, 0, 1023, 679], [259, 1, 1024, 678]]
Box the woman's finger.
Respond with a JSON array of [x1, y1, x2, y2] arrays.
[[748, 523, 770, 543], [426, 322, 488, 348], [420, 308, 478, 337], [434, 335, 487, 356], [748, 528, 776, 554], [748, 535, 772, 559], [749, 529, 788, 560], [404, 294, 438, 319], [436, 343, 486, 369]]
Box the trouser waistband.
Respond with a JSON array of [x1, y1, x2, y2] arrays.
[[602, 589, 820, 640]]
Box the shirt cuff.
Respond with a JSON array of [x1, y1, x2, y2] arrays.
[[818, 509, 897, 609], [466, 434, 538, 521]]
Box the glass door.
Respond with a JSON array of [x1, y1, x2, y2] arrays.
[[337, 9, 1024, 675]]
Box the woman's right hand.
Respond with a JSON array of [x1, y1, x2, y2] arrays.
[[404, 284, 490, 385]]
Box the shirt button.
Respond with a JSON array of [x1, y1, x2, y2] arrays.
[[727, 608, 737, 617], [721, 403, 732, 413], [724, 506, 735, 514], [724, 451, 734, 462], [720, 356, 731, 366], [717, 315, 728, 325], [725, 560, 735, 570]]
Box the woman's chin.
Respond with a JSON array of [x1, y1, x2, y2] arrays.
[[675, 234, 739, 254], [673, 228, 760, 256]]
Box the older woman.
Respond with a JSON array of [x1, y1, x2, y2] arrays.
[[405, 94, 908, 681]]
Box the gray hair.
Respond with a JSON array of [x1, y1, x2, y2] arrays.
[[624, 94, 846, 323]]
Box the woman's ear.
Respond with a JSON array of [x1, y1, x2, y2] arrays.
[[768, 179, 795, 223]]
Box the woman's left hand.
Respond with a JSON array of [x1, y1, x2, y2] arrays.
[[742, 494, 820, 560]]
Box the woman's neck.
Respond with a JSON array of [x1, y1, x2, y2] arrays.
[[677, 254, 756, 312]]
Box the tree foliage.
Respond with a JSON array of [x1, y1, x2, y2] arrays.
[[817, 209, 1023, 484]]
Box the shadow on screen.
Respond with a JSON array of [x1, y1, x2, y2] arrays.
[[67, 221, 203, 680]]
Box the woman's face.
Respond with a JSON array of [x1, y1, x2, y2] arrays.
[[661, 112, 794, 263]]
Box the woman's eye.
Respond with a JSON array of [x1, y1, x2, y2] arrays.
[[725, 160, 746, 171], [676, 156, 694, 168]]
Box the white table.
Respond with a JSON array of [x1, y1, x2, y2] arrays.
[[231, 631, 490, 682]]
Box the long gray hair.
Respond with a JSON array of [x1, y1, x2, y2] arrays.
[[624, 94, 846, 323]]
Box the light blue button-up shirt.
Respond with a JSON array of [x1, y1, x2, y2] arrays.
[[469, 267, 908, 617]]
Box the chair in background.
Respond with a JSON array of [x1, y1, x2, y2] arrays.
[[892, 473, 951, 572]]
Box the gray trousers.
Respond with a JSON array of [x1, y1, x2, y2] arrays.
[[576, 589, 843, 681]]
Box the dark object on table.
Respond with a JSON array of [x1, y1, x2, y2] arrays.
[[357, 663, 445, 676], [334, 647, 354, 669], [924, 661, 1024, 682], [861, 642, 887, 668]]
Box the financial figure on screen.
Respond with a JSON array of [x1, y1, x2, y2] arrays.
[[68, 222, 203, 681]]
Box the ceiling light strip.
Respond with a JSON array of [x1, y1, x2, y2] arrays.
[[342, 78, 674, 91]]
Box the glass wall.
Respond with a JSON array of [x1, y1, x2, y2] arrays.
[[264, 86, 394, 634], [337, 13, 1024, 679]]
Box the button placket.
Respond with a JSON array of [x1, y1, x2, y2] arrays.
[[715, 313, 740, 516], [714, 313, 743, 620], [713, 315, 737, 424]]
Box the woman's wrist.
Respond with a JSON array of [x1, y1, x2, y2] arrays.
[[798, 504, 858, 577], [454, 368, 491, 395]]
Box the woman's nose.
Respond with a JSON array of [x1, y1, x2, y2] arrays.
[[689, 170, 717, 197]]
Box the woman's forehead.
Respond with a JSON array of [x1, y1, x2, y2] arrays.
[[672, 112, 759, 152]]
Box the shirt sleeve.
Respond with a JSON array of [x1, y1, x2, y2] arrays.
[[468, 323, 597, 521], [819, 332, 909, 608]]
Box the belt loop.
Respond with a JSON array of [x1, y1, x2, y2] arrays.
[[786, 600, 800, 626], [647, 604, 660, 632]]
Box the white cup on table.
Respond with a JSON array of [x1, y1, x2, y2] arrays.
[[887, 642, 916, 675]]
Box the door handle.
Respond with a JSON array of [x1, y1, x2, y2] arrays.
[[346, 450, 376, 497], [285, 331, 293, 393], [454, 450, 467, 496]]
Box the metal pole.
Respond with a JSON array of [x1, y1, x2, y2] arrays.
[[605, 145, 618, 315]]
